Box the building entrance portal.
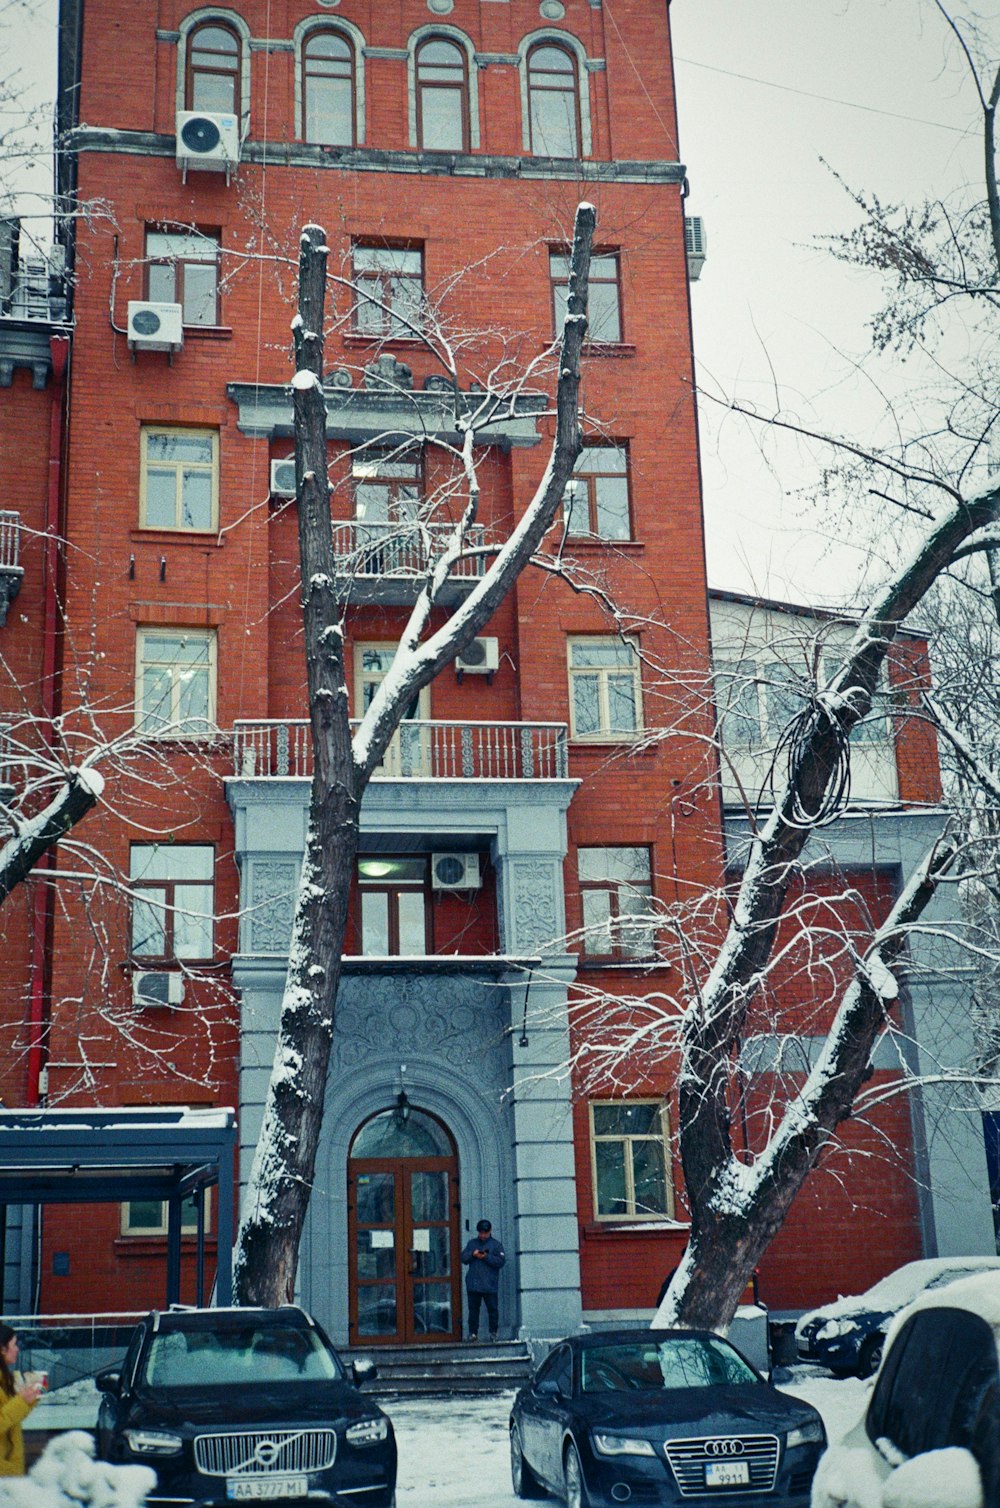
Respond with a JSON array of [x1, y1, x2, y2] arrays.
[[347, 1105, 461, 1346]]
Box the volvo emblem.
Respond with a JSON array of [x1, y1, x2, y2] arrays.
[[705, 1438, 745, 1457], [253, 1441, 281, 1468]]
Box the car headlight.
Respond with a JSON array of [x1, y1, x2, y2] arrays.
[[123, 1429, 183, 1456], [592, 1432, 656, 1457], [786, 1419, 825, 1450], [346, 1416, 389, 1446]]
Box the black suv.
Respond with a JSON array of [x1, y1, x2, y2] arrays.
[[95, 1306, 397, 1507]]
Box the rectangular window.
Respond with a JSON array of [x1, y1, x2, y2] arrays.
[[578, 845, 655, 959], [135, 628, 217, 737], [122, 1191, 211, 1236], [568, 637, 642, 739], [146, 229, 220, 326], [352, 244, 424, 339], [590, 1101, 672, 1220], [140, 427, 218, 532], [130, 844, 215, 961], [551, 251, 621, 343], [357, 856, 429, 956], [565, 444, 631, 540], [715, 655, 890, 749]]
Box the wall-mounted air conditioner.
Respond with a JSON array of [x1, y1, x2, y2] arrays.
[[127, 301, 183, 354], [176, 110, 240, 181], [684, 216, 707, 281], [455, 637, 499, 676], [270, 458, 297, 498], [133, 971, 185, 1008], [431, 852, 482, 891]]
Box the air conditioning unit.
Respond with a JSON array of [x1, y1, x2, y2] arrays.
[[127, 301, 183, 354], [270, 458, 297, 498], [684, 216, 707, 281], [133, 971, 185, 1008], [455, 637, 499, 675], [431, 852, 482, 891], [176, 110, 240, 181]]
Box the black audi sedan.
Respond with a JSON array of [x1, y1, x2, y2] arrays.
[[95, 1305, 396, 1507], [509, 1328, 825, 1508]]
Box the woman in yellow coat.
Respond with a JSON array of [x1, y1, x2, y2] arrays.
[[0, 1323, 43, 1476]]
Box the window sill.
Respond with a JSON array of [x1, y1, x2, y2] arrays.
[[130, 529, 222, 544], [115, 1236, 217, 1255], [577, 956, 668, 971], [582, 342, 636, 358], [183, 326, 233, 341], [569, 735, 652, 749], [341, 333, 424, 349], [562, 537, 644, 549], [583, 1219, 684, 1238]]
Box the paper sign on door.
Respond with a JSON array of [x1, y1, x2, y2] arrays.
[[370, 1230, 394, 1249], [412, 1229, 431, 1252]]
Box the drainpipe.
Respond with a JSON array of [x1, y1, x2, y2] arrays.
[[26, 332, 70, 1106]]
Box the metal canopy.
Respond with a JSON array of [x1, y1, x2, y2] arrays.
[[0, 1107, 237, 1306]]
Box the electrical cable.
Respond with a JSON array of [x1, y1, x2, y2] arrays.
[[759, 695, 853, 830]]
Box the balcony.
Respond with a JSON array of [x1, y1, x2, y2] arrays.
[[0, 511, 23, 626], [330, 521, 486, 604], [233, 718, 569, 781]]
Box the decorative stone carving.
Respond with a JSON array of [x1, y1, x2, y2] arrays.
[[324, 367, 354, 389], [364, 354, 413, 392], [539, 0, 566, 16], [509, 860, 560, 951], [427, 0, 455, 11], [248, 861, 298, 954], [422, 374, 453, 393], [330, 973, 510, 1081]]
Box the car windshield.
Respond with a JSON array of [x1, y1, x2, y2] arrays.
[[141, 1325, 343, 1388], [581, 1338, 757, 1393]]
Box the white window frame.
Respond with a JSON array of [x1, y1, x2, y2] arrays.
[[517, 28, 593, 158], [121, 1189, 212, 1237], [135, 627, 218, 739], [139, 425, 219, 532], [406, 23, 480, 151], [567, 635, 643, 740], [589, 1100, 673, 1222], [578, 844, 656, 960], [175, 8, 252, 138]]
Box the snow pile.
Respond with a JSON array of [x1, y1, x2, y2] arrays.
[[797, 1257, 1000, 1332], [0, 1431, 154, 1508], [811, 1441, 885, 1508], [882, 1448, 982, 1508]]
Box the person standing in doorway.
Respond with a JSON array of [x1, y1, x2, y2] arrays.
[[461, 1219, 505, 1342]]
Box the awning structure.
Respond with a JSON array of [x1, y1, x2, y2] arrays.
[[0, 1106, 237, 1305]]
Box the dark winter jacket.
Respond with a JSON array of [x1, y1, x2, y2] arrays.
[[461, 1235, 506, 1293]]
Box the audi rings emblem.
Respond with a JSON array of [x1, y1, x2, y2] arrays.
[[253, 1441, 282, 1468], [704, 1438, 745, 1457]]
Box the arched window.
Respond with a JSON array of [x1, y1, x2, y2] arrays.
[[415, 37, 468, 152], [186, 20, 241, 114], [303, 29, 355, 146], [526, 42, 579, 158]]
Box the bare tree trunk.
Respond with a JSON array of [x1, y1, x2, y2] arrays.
[[234, 206, 596, 1303], [0, 767, 101, 906], [236, 226, 359, 1303]]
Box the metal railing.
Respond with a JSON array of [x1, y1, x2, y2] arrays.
[[330, 521, 486, 579], [233, 718, 569, 780], [0, 510, 21, 572], [5, 1312, 146, 1393]]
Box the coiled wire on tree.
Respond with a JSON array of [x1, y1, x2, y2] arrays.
[[760, 694, 853, 830]]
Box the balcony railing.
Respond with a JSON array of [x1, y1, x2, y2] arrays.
[[233, 719, 569, 780], [331, 521, 486, 581], [0, 511, 21, 572]]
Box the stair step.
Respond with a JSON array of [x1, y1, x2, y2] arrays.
[[344, 1340, 532, 1397]]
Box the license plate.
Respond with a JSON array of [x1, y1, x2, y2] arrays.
[[705, 1461, 750, 1487], [226, 1477, 308, 1500]]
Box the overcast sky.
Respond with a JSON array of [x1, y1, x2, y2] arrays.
[[4, 0, 993, 607]]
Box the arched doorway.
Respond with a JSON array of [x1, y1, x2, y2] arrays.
[[347, 1104, 461, 1346]]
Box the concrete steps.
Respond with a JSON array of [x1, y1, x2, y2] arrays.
[[344, 1338, 532, 1397]]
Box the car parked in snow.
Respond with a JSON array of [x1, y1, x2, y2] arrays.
[[509, 1327, 825, 1507], [95, 1305, 396, 1507], [795, 1257, 1000, 1378], [812, 1272, 1000, 1508]]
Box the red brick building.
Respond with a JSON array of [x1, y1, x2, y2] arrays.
[[0, 0, 992, 1334]]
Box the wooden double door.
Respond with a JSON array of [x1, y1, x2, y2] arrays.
[[347, 1107, 462, 1346]]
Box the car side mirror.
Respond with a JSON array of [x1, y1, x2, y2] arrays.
[[536, 1378, 561, 1397], [95, 1367, 122, 1395], [352, 1358, 378, 1387]]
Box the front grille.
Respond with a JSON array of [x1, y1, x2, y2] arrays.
[[663, 1435, 779, 1497], [194, 1429, 337, 1477]]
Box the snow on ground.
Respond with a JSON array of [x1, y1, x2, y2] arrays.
[[23, 1368, 870, 1508]]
